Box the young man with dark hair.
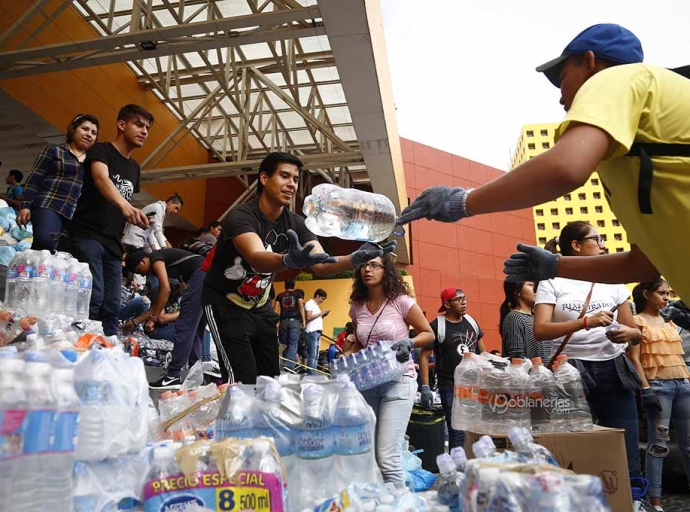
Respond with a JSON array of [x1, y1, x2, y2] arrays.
[[274, 278, 306, 369], [203, 151, 396, 384], [1, 169, 24, 212], [304, 289, 329, 375], [66, 104, 153, 335], [209, 220, 222, 239], [122, 193, 184, 253]]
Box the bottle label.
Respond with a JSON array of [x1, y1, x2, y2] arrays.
[[36, 265, 53, 279], [53, 410, 79, 452], [258, 428, 294, 457], [74, 496, 98, 512], [78, 276, 92, 290], [74, 381, 113, 405], [143, 470, 284, 512], [296, 427, 335, 459], [22, 409, 56, 454], [17, 265, 35, 279], [67, 273, 79, 285], [53, 269, 67, 282], [335, 424, 371, 455], [7, 267, 17, 279], [0, 409, 28, 460]]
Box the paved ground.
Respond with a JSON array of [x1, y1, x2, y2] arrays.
[[662, 494, 690, 511]]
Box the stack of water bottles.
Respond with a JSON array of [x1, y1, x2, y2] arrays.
[[5, 249, 92, 320], [330, 340, 405, 390], [158, 382, 228, 440], [214, 375, 376, 511]]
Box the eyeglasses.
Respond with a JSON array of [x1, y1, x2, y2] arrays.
[[359, 262, 385, 270], [448, 296, 468, 303], [579, 235, 606, 246]]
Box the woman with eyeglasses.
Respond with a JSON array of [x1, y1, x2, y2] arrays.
[[628, 279, 690, 511], [17, 114, 100, 251], [534, 221, 644, 494], [346, 254, 434, 488]]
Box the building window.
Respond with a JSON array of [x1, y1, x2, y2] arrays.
[[539, 237, 547, 245], [526, 130, 534, 137], [601, 234, 607, 241], [564, 194, 572, 201], [580, 207, 588, 214], [537, 223, 545, 231], [542, 142, 550, 149], [552, 222, 560, 230], [612, 219, 620, 227], [528, 143, 536, 150], [591, 178, 599, 186], [550, 208, 558, 215], [535, 209, 544, 216], [595, 206, 603, 213], [540, 129, 548, 136], [578, 193, 586, 200], [593, 192, 601, 200], [597, 220, 605, 227], [614, 233, 623, 241], [616, 248, 624, 253], [565, 208, 573, 215]]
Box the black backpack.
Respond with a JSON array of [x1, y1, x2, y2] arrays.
[[180, 237, 214, 256]]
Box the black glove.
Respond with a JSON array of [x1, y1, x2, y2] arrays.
[[503, 243, 561, 282], [420, 385, 434, 409], [282, 229, 337, 269], [660, 300, 690, 330], [391, 338, 413, 363], [396, 186, 472, 225], [641, 387, 662, 412], [350, 240, 397, 267]]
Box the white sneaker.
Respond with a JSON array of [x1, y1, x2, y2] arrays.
[[653, 505, 664, 512]]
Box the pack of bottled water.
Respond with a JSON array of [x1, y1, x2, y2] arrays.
[[330, 341, 406, 390], [4, 249, 92, 320], [313, 482, 445, 511]]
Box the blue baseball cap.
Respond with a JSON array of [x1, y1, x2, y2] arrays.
[[536, 23, 643, 87]]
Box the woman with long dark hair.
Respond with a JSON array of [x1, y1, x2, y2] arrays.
[[17, 114, 100, 251], [500, 280, 549, 360], [628, 279, 690, 510], [533, 221, 645, 505], [347, 254, 433, 488]]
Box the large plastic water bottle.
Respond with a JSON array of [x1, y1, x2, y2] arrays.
[[76, 263, 93, 320], [215, 385, 253, 440], [253, 379, 295, 471], [303, 184, 398, 242], [0, 356, 26, 511], [478, 361, 509, 435], [552, 355, 593, 431], [528, 357, 561, 433], [31, 250, 53, 317], [333, 380, 374, 488], [452, 353, 486, 432], [49, 253, 69, 315], [14, 351, 57, 512], [505, 358, 531, 430], [436, 453, 461, 509]]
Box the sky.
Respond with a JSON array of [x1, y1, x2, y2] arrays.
[[379, 0, 690, 171]]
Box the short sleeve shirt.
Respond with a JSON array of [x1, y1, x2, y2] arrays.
[[276, 290, 302, 320], [149, 248, 202, 282], [430, 316, 484, 388], [556, 64, 690, 301], [203, 199, 317, 312], [305, 299, 323, 332]]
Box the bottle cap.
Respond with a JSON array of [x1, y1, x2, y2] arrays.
[[463, 352, 473, 360], [531, 357, 542, 365], [436, 453, 456, 474], [218, 384, 229, 393], [556, 354, 568, 362], [510, 358, 523, 365], [450, 446, 467, 462], [507, 426, 533, 447], [176, 390, 187, 396], [161, 391, 174, 400], [189, 389, 200, 399]]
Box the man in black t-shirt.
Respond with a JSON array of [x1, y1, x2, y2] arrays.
[[274, 278, 305, 370], [125, 248, 205, 390], [66, 104, 152, 336], [420, 287, 486, 450], [203, 152, 397, 384]]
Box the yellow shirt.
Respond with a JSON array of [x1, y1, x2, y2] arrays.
[[556, 64, 690, 301]]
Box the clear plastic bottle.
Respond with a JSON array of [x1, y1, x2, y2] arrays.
[[505, 358, 531, 431], [158, 391, 194, 442], [253, 380, 295, 471], [452, 352, 485, 432], [4, 251, 22, 307], [31, 250, 53, 317], [507, 426, 558, 466], [72, 461, 100, 512], [478, 361, 509, 435], [14, 249, 37, 311], [333, 380, 373, 488], [14, 351, 57, 512], [49, 253, 69, 316], [450, 446, 467, 473], [76, 263, 93, 320], [528, 357, 560, 433], [0, 356, 26, 511], [552, 355, 593, 431], [436, 453, 461, 509], [215, 385, 253, 440], [63, 259, 81, 319], [303, 183, 397, 242]]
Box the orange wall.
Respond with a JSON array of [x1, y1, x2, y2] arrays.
[[399, 138, 537, 352], [0, 0, 209, 227]]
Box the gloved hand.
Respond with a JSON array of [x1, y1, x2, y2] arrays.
[[350, 240, 397, 267], [641, 387, 662, 412], [391, 338, 413, 363], [503, 243, 561, 282], [420, 385, 434, 409], [282, 229, 337, 269], [396, 186, 473, 225], [660, 300, 690, 330]]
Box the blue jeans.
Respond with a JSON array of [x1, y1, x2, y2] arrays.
[[119, 296, 150, 321], [579, 358, 643, 480], [305, 330, 321, 375], [645, 378, 690, 498], [279, 318, 301, 369], [149, 323, 175, 342], [439, 385, 465, 450], [69, 237, 121, 336], [361, 376, 416, 488], [30, 207, 64, 252], [168, 268, 206, 378]]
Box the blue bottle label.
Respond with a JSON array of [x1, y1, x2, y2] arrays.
[[23, 409, 56, 454], [0, 408, 28, 460], [296, 426, 335, 459], [53, 410, 79, 452], [74, 381, 113, 405], [7, 267, 17, 279], [73, 496, 98, 512], [258, 428, 294, 457], [78, 276, 92, 290], [335, 424, 371, 455]]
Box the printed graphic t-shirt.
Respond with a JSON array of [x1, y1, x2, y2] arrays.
[[203, 199, 317, 312], [431, 316, 484, 388], [276, 290, 302, 320], [67, 142, 140, 258]]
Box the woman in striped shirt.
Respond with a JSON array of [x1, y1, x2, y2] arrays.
[[500, 280, 552, 361]]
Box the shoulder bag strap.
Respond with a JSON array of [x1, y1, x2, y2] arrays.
[[168, 254, 201, 269], [364, 299, 391, 348], [547, 283, 595, 370], [437, 315, 446, 343]]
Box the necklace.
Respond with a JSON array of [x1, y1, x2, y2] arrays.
[[68, 145, 86, 160]]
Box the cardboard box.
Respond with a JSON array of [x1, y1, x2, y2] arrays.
[[465, 426, 633, 512]]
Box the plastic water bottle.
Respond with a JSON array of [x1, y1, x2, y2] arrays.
[[14, 351, 57, 512], [507, 427, 558, 466], [215, 385, 253, 440], [75, 263, 93, 320], [14, 249, 37, 311], [452, 353, 486, 432], [436, 453, 461, 510], [303, 184, 397, 242], [49, 253, 69, 315], [450, 446, 467, 473], [63, 259, 81, 319], [31, 250, 53, 317], [4, 251, 21, 307], [505, 358, 531, 430], [0, 356, 26, 511], [158, 391, 194, 441], [478, 361, 509, 435], [528, 357, 561, 433], [253, 379, 295, 470], [333, 380, 374, 488], [552, 355, 593, 431]]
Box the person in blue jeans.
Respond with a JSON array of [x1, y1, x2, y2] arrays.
[[304, 289, 329, 375], [274, 279, 305, 369], [629, 279, 690, 511]]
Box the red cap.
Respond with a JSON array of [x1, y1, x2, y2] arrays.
[[438, 287, 463, 313]]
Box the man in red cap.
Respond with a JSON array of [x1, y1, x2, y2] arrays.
[[419, 287, 485, 450]]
